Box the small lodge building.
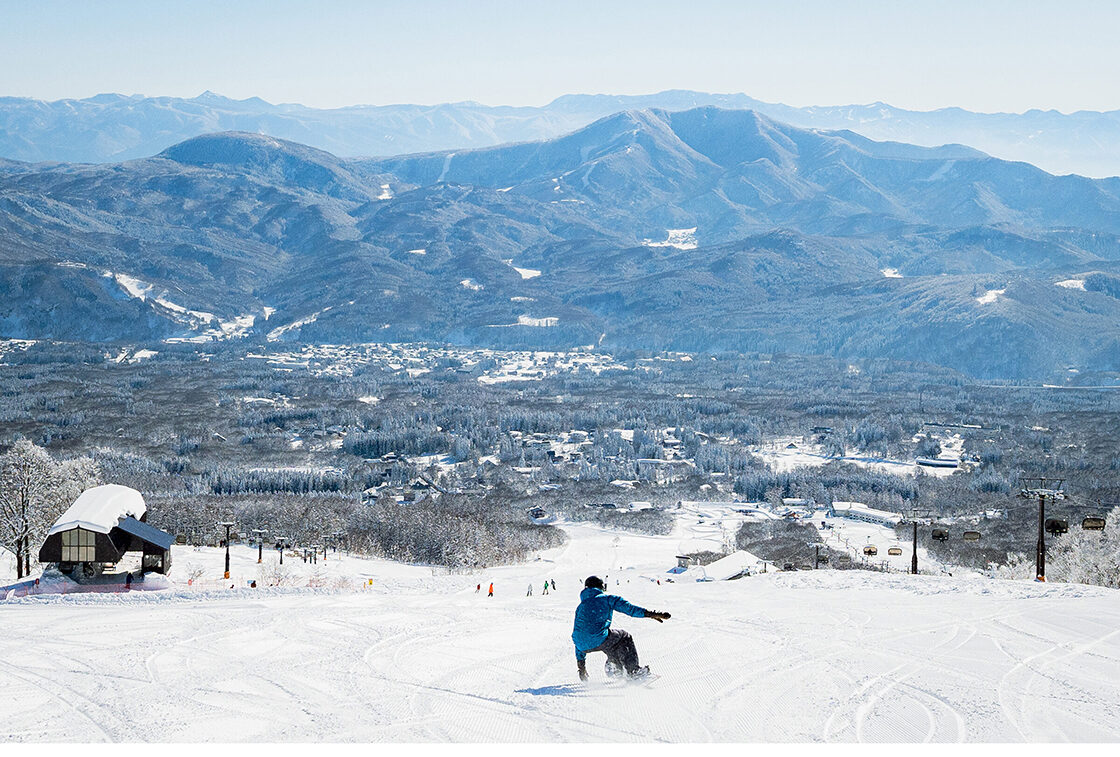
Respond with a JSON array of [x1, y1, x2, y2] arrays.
[[829, 500, 903, 527], [38, 484, 173, 575]]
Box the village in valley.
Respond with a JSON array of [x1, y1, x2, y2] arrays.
[[3, 333, 1120, 741], [2, 334, 1111, 593]]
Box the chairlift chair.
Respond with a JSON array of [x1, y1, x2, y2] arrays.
[[931, 528, 950, 542], [1082, 516, 1106, 531], [887, 546, 903, 556], [1045, 518, 1069, 535], [863, 545, 878, 556], [962, 530, 982, 542]]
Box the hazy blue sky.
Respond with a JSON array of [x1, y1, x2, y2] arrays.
[[2, 0, 1118, 113]]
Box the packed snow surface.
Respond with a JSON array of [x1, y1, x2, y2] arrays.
[[1055, 278, 1086, 290], [4, 506, 1120, 742]]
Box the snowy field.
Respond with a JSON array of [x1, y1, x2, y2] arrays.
[[752, 435, 964, 478], [3, 512, 1120, 742]]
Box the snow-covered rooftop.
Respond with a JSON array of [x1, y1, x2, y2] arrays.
[[48, 484, 147, 536], [697, 549, 773, 581], [830, 500, 903, 525]]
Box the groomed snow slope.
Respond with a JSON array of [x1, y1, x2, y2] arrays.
[[2, 521, 1120, 742]]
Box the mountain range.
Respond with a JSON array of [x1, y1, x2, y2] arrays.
[[4, 90, 1120, 178], [2, 107, 1120, 380]]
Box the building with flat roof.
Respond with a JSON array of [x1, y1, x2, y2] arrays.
[[829, 501, 903, 527]]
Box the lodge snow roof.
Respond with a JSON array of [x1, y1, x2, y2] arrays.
[[47, 484, 147, 536], [701, 550, 772, 581]]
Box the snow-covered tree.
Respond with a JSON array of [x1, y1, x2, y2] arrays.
[[915, 435, 941, 458], [1048, 507, 1120, 589], [988, 552, 1035, 581], [0, 441, 100, 578], [823, 435, 845, 459]]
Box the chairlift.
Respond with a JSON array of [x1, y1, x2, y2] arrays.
[[863, 545, 878, 556], [1045, 518, 1069, 535], [962, 530, 982, 542], [887, 546, 903, 556], [818, 554, 830, 564], [1082, 516, 1107, 531], [931, 528, 950, 542], [837, 554, 851, 563]]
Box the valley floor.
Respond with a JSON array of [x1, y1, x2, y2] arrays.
[[2, 520, 1119, 742]]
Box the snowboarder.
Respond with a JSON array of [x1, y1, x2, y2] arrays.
[[572, 575, 670, 681], [488, 582, 494, 597], [527, 583, 533, 596], [543, 580, 549, 595]]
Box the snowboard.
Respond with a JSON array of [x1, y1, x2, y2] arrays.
[[594, 662, 660, 687]]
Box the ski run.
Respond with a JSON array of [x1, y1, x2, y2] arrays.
[[3, 505, 1120, 743]]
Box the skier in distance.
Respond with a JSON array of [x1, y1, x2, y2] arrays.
[[572, 575, 670, 681]]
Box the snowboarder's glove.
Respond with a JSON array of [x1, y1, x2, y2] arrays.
[[577, 659, 588, 682], [645, 610, 671, 623]]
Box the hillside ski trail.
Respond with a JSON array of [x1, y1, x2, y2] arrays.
[[3, 522, 1120, 741]]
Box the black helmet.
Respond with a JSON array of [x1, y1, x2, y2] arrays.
[[584, 575, 605, 590]]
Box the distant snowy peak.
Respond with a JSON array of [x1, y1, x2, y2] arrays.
[[6, 88, 1120, 175]]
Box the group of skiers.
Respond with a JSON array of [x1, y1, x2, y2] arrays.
[[474, 578, 557, 597], [526, 578, 556, 596]]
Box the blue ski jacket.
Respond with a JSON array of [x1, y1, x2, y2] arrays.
[[572, 586, 649, 661]]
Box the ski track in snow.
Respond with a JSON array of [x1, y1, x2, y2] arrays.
[[3, 522, 1120, 742]]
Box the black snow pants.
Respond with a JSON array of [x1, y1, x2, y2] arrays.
[[587, 628, 640, 674]]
